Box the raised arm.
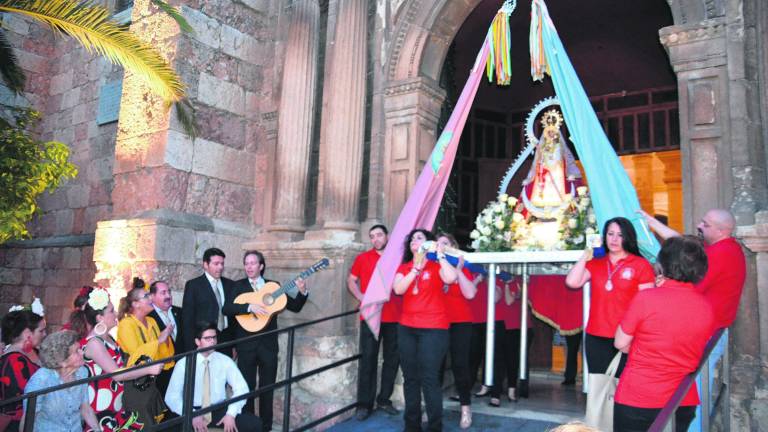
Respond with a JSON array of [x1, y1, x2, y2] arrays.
[[455, 258, 477, 300], [638, 209, 680, 240], [84, 338, 162, 381], [565, 250, 593, 288]]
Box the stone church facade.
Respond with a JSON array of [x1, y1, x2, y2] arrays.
[[1, 0, 766, 428]]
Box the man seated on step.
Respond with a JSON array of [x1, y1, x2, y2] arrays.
[[165, 321, 262, 432]]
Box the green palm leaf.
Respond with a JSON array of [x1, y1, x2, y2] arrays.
[[0, 29, 26, 93], [151, 0, 193, 33], [0, 0, 185, 102]]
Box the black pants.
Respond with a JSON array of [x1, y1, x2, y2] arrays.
[[564, 332, 582, 382], [491, 327, 533, 398], [614, 403, 696, 432], [357, 321, 400, 409], [448, 322, 473, 406], [585, 333, 627, 377], [196, 406, 262, 432], [237, 345, 278, 431], [398, 325, 449, 432], [155, 368, 173, 396], [468, 323, 486, 388]]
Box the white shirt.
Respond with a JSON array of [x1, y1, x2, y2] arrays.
[[204, 271, 228, 328], [152, 304, 177, 340], [164, 351, 248, 417]]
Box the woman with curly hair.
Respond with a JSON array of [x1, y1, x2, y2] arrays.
[[0, 309, 46, 432], [393, 228, 458, 432], [71, 286, 163, 431], [23, 330, 99, 432]]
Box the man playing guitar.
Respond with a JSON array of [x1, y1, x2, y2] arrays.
[[222, 250, 308, 432]]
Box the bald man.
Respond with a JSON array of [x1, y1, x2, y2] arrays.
[[640, 209, 746, 329]]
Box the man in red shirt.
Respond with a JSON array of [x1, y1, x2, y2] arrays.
[[347, 224, 401, 420], [640, 208, 746, 329]]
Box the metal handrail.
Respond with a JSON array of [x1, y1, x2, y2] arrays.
[[649, 327, 728, 432], [2, 309, 360, 432]]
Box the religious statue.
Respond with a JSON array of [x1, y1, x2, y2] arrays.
[[520, 109, 582, 220]]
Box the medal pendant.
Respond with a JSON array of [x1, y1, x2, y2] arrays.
[[605, 280, 613, 291], [413, 286, 419, 295]]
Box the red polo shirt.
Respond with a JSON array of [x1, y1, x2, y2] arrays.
[[469, 277, 490, 323], [445, 268, 474, 324], [350, 248, 402, 323], [585, 254, 654, 337], [615, 280, 714, 408], [695, 237, 746, 329], [500, 280, 532, 330], [396, 260, 449, 329]]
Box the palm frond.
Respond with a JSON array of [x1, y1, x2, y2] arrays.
[[174, 98, 198, 140], [151, 0, 193, 33], [0, 29, 26, 93], [0, 0, 185, 102]]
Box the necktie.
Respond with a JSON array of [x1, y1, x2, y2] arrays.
[[250, 279, 257, 291], [212, 280, 225, 331], [201, 358, 212, 424], [161, 310, 175, 340]]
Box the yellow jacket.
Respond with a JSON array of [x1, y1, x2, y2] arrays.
[[117, 314, 175, 370]]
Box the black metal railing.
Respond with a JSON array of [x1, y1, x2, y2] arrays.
[[1, 309, 360, 432], [649, 327, 729, 432]]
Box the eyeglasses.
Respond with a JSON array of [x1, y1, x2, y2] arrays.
[[200, 335, 218, 341]]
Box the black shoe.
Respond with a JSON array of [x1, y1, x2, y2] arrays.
[[377, 403, 399, 415], [561, 379, 576, 386], [449, 395, 461, 402], [356, 408, 372, 421]]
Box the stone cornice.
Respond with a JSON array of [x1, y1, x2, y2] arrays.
[[384, 77, 446, 101], [387, 0, 422, 80], [659, 19, 726, 47], [736, 211, 768, 253]]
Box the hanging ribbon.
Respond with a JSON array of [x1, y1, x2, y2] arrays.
[[486, 0, 516, 85], [529, 0, 551, 81]]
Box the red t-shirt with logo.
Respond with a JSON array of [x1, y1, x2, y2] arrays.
[[585, 254, 654, 337], [396, 260, 449, 329], [615, 280, 714, 408], [695, 238, 746, 329], [445, 268, 474, 324], [350, 248, 402, 323], [469, 276, 490, 323]]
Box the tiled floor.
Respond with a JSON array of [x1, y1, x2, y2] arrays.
[[327, 371, 586, 431]]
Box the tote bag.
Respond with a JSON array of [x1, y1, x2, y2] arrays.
[[585, 351, 622, 431]]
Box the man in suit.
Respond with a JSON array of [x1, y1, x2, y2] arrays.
[[182, 247, 235, 357], [148, 279, 183, 394], [222, 250, 308, 432]]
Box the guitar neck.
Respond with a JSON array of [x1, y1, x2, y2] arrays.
[[273, 266, 322, 297]]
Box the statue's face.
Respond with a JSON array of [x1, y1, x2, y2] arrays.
[[545, 128, 559, 142]]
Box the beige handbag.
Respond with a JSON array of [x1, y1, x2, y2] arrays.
[[585, 351, 622, 431]]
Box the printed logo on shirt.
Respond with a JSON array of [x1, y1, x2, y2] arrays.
[[621, 268, 635, 280], [422, 272, 431, 281]]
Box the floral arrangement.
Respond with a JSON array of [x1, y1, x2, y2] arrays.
[[557, 186, 599, 250], [470, 193, 527, 251], [470, 186, 599, 252]]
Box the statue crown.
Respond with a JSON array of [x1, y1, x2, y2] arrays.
[[540, 109, 564, 131]]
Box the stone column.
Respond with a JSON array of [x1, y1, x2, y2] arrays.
[[316, 0, 368, 234], [381, 78, 446, 225], [270, 0, 321, 237]]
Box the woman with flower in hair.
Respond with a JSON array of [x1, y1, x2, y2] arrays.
[[71, 286, 162, 431], [116, 286, 174, 426], [0, 303, 46, 432]]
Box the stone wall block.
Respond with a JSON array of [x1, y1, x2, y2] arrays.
[[194, 105, 247, 149], [154, 225, 197, 264], [54, 209, 75, 236], [88, 156, 114, 184], [66, 184, 91, 209], [182, 7, 222, 49], [84, 205, 112, 233], [22, 249, 43, 270], [49, 70, 73, 95], [0, 268, 23, 285], [198, 72, 245, 115], [61, 87, 81, 110], [191, 137, 255, 185], [165, 130, 194, 171], [17, 50, 46, 74], [112, 168, 188, 216], [220, 25, 259, 62], [62, 247, 82, 270], [214, 182, 253, 224], [26, 269, 44, 286]]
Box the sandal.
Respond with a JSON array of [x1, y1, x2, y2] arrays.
[[508, 388, 518, 403], [474, 385, 490, 397], [488, 397, 501, 407], [460, 406, 472, 429]]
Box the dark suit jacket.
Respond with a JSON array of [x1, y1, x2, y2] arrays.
[[181, 274, 235, 352], [148, 305, 183, 353], [222, 278, 308, 353]]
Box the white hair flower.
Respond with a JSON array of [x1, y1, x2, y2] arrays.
[[30, 298, 44, 317], [88, 289, 110, 311], [8, 305, 23, 313]]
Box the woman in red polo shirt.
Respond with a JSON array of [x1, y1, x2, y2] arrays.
[[393, 229, 458, 432], [436, 233, 477, 429], [565, 217, 654, 376], [613, 235, 714, 431]]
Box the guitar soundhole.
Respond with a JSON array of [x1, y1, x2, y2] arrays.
[[263, 294, 274, 306]]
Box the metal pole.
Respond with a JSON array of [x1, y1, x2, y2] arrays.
[[182, 351, 198, 432], [484, 263, 497, 386], [701, 358, 711, 431], [22, 396, 36, 432], [582, 281, 590, 393], [518, 263, 529, 397], [282, 328, 295, 431], [724, 329, 730, 432]]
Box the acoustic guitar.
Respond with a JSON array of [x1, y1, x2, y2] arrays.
[[234, 258, 330, 332]]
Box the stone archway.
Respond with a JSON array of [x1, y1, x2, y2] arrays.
[[377, 0, 768, 428]]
